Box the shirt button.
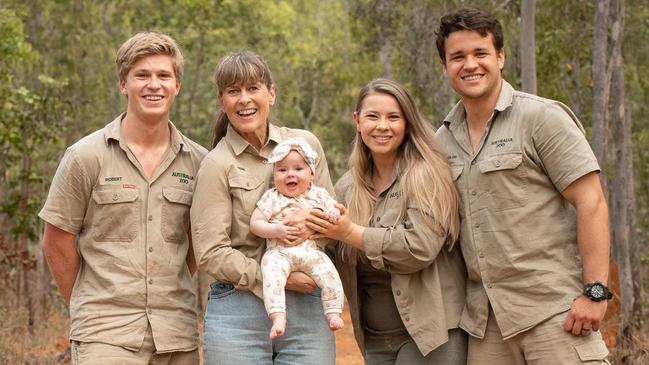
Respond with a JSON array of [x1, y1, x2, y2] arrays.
[[396, 290, 401, 296], [479, 252, 485, 258], [475, 223, 480, 229], [495, 160, 501, 167], [112, 193, 119, 201], [404, 316, 410, 322], [148, 279, 153, 285], [486, 282, 493, 288], [148, 215, 153, 221], [471, 190, 477, 196], [148, 247, 153, 253], [376, 217, 381, 222], [148, 308, 153, 314]]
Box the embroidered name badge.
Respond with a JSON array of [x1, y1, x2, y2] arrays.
[[490, 137, 513, 148], [172, 171, 194, 184], [388, 191, 402, 199], [123, 183, 136, 189], [105, 176, 122, 182]]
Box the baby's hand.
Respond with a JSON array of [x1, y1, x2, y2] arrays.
[[325, 208, 341, 223], [275, 223, 301, 242]]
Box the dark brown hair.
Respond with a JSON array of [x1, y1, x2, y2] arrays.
[[435, 7, 504, 62], [210, 50, 274, 148]]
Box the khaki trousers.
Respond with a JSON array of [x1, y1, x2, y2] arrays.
[[467, 308, 609, 365], [71, 325, 198, 365]]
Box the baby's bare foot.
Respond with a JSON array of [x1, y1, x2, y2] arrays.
[[269, 312, 287, 339], [326, 313, 344, 331]]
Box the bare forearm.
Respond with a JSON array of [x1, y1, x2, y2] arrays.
[[43, 224, 80, 304], [577, 196, 610, 284], [339, 223, 365, 250], [250, 219, 282, 239], [562, 173, 611, 285]]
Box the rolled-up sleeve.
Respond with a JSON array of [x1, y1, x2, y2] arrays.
[[363, 207, 446, 274]]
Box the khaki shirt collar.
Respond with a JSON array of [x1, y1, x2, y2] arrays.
[[103, 112, 190, 154], [224, 122, 282, 156], [443, 79, 515, 131]]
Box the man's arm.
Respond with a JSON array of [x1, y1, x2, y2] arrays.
[[42, 223, 80, 304], [560, 171, 610, 335]]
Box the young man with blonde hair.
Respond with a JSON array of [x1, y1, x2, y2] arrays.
[[435, 7, 611, 364], [40, 32, 206, 364]]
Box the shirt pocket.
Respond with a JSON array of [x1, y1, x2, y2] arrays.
[[161, 187, 193, 243], [477, 152, 527, 212], [228, 170, 266, 216], [91, 187, 139, 242], [573, 339, 609, 361], [450, 162, 464, 181]]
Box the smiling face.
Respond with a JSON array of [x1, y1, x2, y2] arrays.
[[218, 80, 275, 148], [442, 30, 505, 103], [273, 150, 313, 198], [354, 92, 407, 163], [119, 54, 180, 122]]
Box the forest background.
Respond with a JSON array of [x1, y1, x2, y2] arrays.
[[1, 0, 648, 364]]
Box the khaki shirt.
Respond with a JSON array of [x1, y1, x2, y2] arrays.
[[332, 171, 466, 356], [39, 114, 207, 352], [190, 123, 334, 298], [435, 80, 600, 339]]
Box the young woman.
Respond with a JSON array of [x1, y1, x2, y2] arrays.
[[190, 51, 335, 365], [307, 78, 468, 364]]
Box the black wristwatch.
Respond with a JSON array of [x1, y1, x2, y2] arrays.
[[583, 282, 613, 302]]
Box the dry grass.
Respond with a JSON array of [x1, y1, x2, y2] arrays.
[[0, 300, 70, 365]]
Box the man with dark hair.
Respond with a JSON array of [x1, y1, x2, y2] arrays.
[[435, 7, 611, 364], [40, 32, 206, 364]]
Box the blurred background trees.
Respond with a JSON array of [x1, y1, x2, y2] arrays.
[[1, 0, 648, 362]]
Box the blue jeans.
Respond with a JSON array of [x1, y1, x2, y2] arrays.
[[203, 281, 335, 365]]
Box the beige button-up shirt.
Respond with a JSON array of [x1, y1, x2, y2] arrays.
[[39, 114, 206, 352], [332, 171, 466, 356], [190, 123, 334, 298], [435, 80, 600, 339]]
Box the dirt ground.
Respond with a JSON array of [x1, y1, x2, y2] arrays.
[[336, 306, 363, 364]]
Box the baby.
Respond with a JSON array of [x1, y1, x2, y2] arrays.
[[250, 137, 345, 339]]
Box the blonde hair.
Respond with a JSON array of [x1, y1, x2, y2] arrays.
[[115, 32, 184, 82], [210, 50, 275, 148], [343, 78, 460, 261]]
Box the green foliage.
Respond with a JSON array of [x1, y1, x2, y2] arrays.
[[0, 0, 648, 253], [0, 8, 69, 241]]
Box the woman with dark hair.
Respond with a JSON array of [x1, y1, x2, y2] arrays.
[[190, 51, 335, 365]]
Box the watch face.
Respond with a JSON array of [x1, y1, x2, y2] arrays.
[[590, 284, 605, 299]]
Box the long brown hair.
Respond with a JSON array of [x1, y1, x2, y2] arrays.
[[210, 50, 275, 149], [342, 78, 460, 261]]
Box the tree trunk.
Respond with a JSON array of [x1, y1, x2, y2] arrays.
[[377, 0, 393, 78], [609, 0, 634, 332], [591, 0, 611, 189], [520, 0, 537, 94], [19, 154, 36, 334]]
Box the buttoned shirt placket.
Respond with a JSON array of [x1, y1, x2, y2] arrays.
[[450, 114, 499, 298], [120, 139, 178, 319]]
